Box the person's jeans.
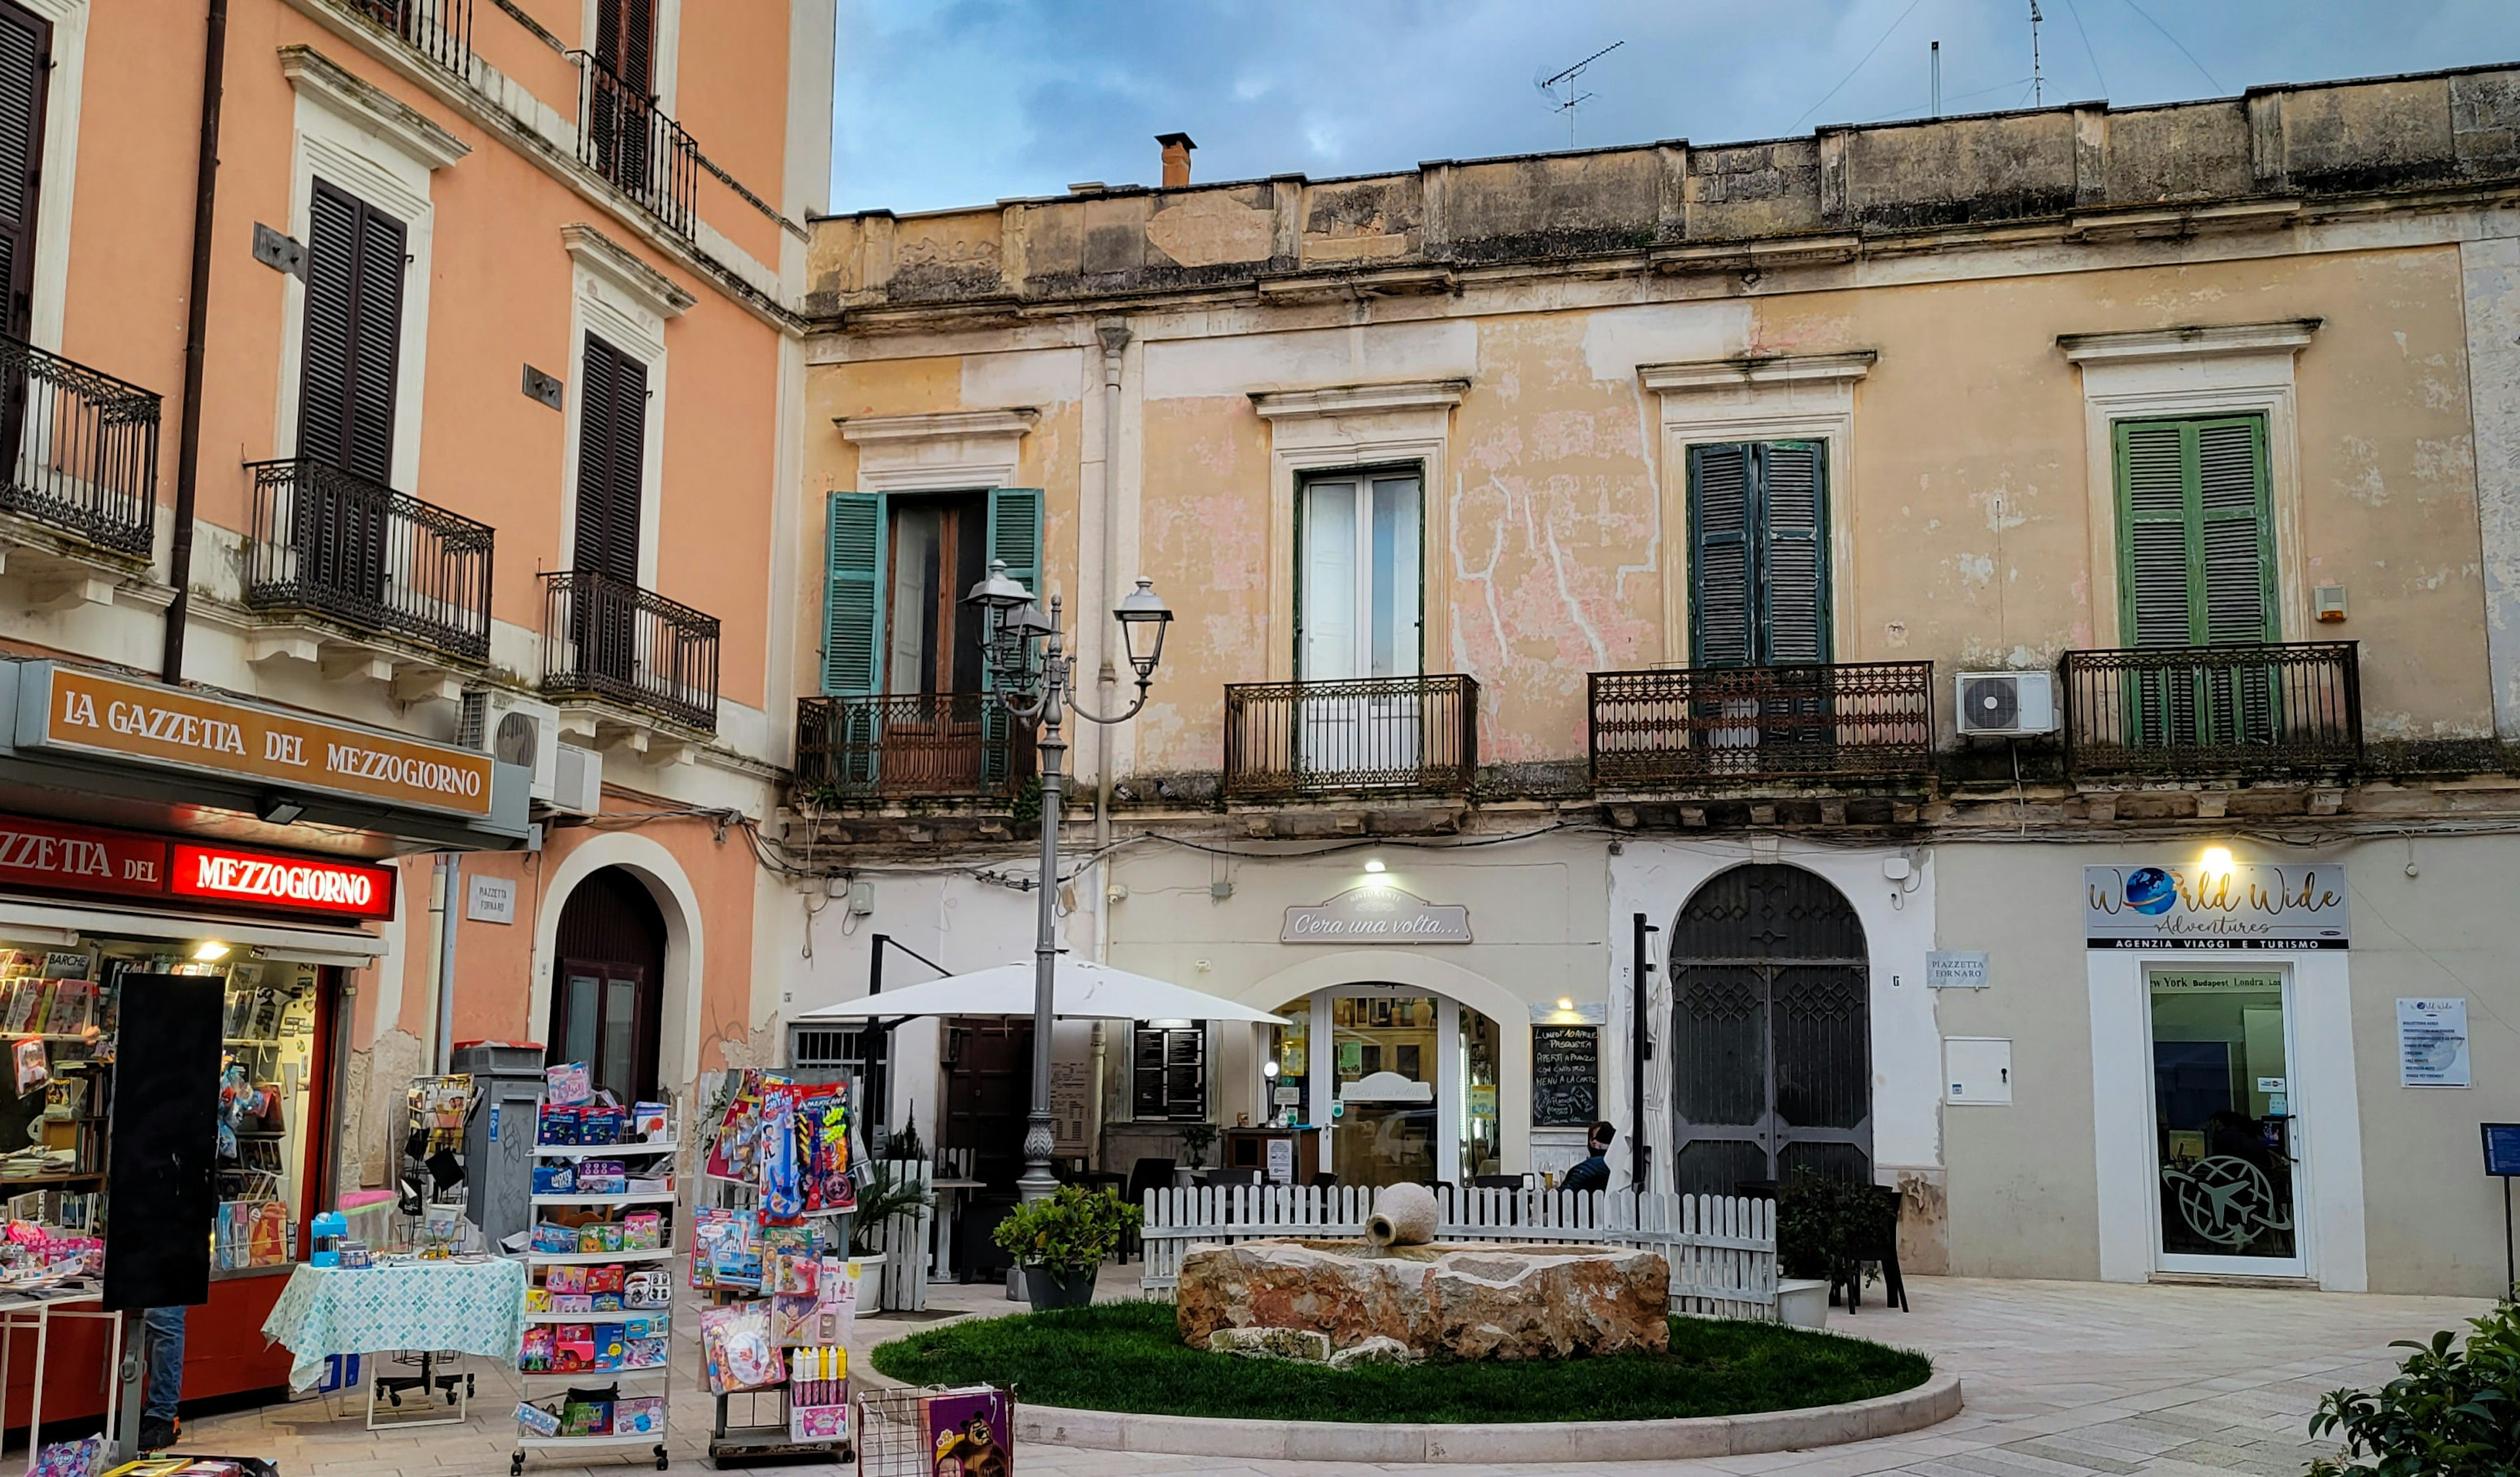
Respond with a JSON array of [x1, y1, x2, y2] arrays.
[[142, 1306, 185, 1423]]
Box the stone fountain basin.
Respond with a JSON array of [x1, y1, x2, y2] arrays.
[[1176, 1238, 1671, 1361]]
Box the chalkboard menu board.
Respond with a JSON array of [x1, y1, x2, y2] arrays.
[[1531, 1025, 1600, 1127]]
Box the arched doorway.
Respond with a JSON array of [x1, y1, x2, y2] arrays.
[[1269, 986, 1502, 1188], [549, 866, 667, 1105], [1668, 865, 1871, 1196]]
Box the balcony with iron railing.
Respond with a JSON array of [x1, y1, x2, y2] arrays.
[[576, 54, 702, 239], [344, 0, 476, 79], [2060, 641, 2361, 778], [0, 333, 161, 560], [540, 569, 720, 734], [1589, 661, 1937, 791], [245, 459, 494, 664], [793, 694, 1036, 806], [1223, 674, 1480, 800]]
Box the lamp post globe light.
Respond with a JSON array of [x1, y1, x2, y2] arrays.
[[965, 560, 1173, 1201]]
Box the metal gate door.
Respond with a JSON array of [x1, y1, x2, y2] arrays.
[[1669, 865, 1872, 1196]]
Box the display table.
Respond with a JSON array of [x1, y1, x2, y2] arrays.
[[0, 1283, 116, 1475], [261, 1259, 527, 1392]]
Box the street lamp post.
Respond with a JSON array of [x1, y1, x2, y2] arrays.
[[965, 562, 1173, 1202]]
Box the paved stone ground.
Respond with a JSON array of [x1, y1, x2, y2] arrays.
[[171, 1272, 2486, 1476]]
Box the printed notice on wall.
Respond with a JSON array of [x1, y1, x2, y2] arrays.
[[2398, 998, 2471, 1088]]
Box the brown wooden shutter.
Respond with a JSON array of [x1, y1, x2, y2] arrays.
[[0, 3, 48, 341], [573, 333, 647, 582], [594, 0, 655, 94], [297, 180, 406, 487]]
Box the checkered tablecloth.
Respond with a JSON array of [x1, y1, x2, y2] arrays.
[[261, 1259, 527, 1390]]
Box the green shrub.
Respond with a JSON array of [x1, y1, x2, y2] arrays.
[[990, 1185, 1140, 1271], [2309, 1300, 2520, 1476], [1774, 1170, 1893, 1290]]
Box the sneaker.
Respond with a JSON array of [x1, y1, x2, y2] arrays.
[[137, 1417, 176, 1452]]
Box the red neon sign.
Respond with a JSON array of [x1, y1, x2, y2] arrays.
[[169, 844, 396, 921]]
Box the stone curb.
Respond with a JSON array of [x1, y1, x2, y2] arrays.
[[1006, 1369, 1964, 1463]]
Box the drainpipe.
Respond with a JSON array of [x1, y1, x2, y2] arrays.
[[161, 0, 228, 684], [432, 854, 462, 1073], [1091, 321, 1128, 961], [1631, 913, 1658, 1195]]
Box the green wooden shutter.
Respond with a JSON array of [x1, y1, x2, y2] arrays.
[[1756, 442, 1830, 665], [1688, 444, 1754, 667], [823, 491, 885, 696], [2114, 416, 2273, 647], [980, 488, 1043, 789]]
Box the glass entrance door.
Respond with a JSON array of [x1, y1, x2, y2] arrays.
[[2147, 968, 2305, 1276], [1328, 992, 1438, 1188]]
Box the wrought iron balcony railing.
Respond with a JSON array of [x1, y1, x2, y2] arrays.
[[1224, 674, 1480, 799], [2060, 641, 2361, 776], [245, 458, 494, 663], [345, 0, 476, 79], [0, 333, 160, 557], [794, 694, 1036, 803], [541, 569, 720, 732], [1589, 661, 1935, 789], [576, 54, 700, 239]]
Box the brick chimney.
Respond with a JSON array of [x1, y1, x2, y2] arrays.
[[1157, 132, 1196, 189]]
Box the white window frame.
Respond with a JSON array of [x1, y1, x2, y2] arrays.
[[18, 0, 85, 358], [558, 222, 688, 589], [1252, 381, 1463, 683], [2061, 321, 2319, 647], [274, 47, 467, 498], [1639, 352, 1872, 667]]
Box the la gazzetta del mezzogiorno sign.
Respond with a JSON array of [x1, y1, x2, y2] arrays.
[[1282, 886, 1472, 944], [0, 813, 394, 921], [18, 665, 495, 820]]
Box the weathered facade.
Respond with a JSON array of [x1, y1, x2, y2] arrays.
[[792, 64, 2520, 1296]]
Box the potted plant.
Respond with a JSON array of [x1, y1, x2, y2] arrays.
[[1775, 1169, 1895, 1306], [992, 1184, 1140, 1310], [1177, 1120, 1219, 1173], [847, 1161, 934, 1311]]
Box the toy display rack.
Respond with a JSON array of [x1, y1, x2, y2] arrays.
[[699, 1173, 855, 1467], [511, 1101, 679, 1475]]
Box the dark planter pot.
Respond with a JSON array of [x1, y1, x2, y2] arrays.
[[1022, 1264, 1097, 1309]]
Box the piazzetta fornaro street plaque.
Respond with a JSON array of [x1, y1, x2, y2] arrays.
[[1281, 886, 1471, 944]]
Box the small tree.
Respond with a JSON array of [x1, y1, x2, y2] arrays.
[[1774, 1169, 1892, 1294], [2309, 1301, 2520, 1476], [1177, 1121, 1219, 1171]]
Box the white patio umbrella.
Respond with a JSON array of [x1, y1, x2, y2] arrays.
[[791, 955, 1283, 1025]]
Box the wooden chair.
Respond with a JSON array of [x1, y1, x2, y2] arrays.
[[1838, 1185, 1910, 1313]]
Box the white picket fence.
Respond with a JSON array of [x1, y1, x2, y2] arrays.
[[860, 1159, 934, 1313], [1137, 1185, 1778, 1319]]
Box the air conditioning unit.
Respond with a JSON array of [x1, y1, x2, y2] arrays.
[[1954, 670, 2057, 737], [457, 689, 561, 803], [549, 743, 604, 817]]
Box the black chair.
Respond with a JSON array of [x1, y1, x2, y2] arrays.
[[1469, 1174, 1524, 1190], [958, 1196, 1019, 1284], [1121, 1157, 1175, 1261], [1208, 1168, 1261, 1188], [1309, 1171, 1338, 1189]]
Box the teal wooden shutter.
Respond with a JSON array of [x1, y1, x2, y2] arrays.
[[2113, 416, 2273, 647], [1688, 444, 1754, 667], [823, 491, 885, 696], [1757, 442, 1830, 665], [981, 488, 1043, 789]]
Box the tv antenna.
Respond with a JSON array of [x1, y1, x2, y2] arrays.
[[2030, 1, 2044, 106], [1535, 40, 1625, 148]]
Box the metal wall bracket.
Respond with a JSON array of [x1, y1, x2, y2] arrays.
[[251, 222, 304, 277], [522, 364, 564, 409]]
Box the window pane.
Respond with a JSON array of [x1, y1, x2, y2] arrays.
[[887, 505, 942, 694], [1301, 480, 1359, 680], [602, 977, 636, 1102], [1370, 477, 1420, 678], [562, 975, 600, 1065], [949, 500, 988, 693]]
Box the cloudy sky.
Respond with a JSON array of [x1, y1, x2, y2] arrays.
[[828, 0, 2520, 217]]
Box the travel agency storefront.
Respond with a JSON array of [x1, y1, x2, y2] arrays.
[[1099, 833, 1612, 1188], [0, 659, 527, 1423]]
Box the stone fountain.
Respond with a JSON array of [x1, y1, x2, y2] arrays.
[[1175, 1184, 1670, 1365]]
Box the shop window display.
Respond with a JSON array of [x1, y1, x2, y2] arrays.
[[0, 937, 328, 1281]]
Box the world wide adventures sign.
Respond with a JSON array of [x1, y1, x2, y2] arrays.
[[2085, 863, 2349, 950]]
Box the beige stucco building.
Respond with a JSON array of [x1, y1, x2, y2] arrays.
[[788, 62, 2520, 1297]]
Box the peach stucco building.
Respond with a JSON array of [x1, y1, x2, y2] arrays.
[[0, 0, 830, 1398]]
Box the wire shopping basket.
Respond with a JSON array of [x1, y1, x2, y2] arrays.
[[856, 1383, 1015, 1476]]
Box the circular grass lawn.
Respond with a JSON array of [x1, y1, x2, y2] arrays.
[[870, 1301, 1931, 1425]]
